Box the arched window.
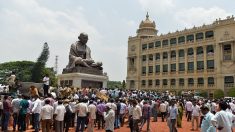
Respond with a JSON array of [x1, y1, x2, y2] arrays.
[[171, 51, 176, 58], [162, 39, 169, 46], [196, 32, 204, 40], [197, 47, 203, 55], [188, 48, 194, 55], [163, 79, 168, 85], [179, 78, 184, 85], [178, 36, 185, 44], [187, 34, 194, 42], [208, 77, 214, 84], [155, 79, 160, 85], [163, 52, 168, 59], [148, 54, 153, 61], [207, 45, 214, 54], [198, 78, 204, 84], [170, 38, 177, 45], [155, 53, 160, 60], [171, 79, 176, 85], [179, 49, 185, 57], [188, 78, 194, 84], [205, 31, 214, 38]]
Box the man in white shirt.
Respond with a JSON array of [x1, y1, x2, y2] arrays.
[[201, 105, 216, 132], [191, 101, 200, 131], [185, 100, 193, 121], [160, 101, 167, 122], [211, 101, 233, 132], [104, 104, 115, 132], [76, 99, 88, 132], [41, 99, 54, 132], [54, 100, 66, 132], [87, 100, 97, 132], [132, 100, 142, 132], [43, 74, 50, 97], [211, 100, 217, 114], [167, 99, 178, 132], [32, 95, 42, 132]]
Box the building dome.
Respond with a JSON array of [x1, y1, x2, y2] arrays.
[[139, 13, 156, 28], [137, 12, 158, 38]]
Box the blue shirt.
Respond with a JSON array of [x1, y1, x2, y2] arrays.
[[201, 112, 216, 132]]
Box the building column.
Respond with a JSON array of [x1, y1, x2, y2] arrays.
[[176, 78, 179, 90], [168, 51, 171, 74], [203, 45, 207, 73], [176, 50, 179, 74], [185, 78, 188, 90], [204, 77, 208, 89], [185, 49, 188, 73], [193, 47, 197, 72]]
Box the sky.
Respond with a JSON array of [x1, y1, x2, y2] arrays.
[[0, 0, 234, 81]]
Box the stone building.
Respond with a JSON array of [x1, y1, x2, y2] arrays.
[[126, 13, 235, 96]]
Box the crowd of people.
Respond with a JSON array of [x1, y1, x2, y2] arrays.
[[0, 87, 235, 132]]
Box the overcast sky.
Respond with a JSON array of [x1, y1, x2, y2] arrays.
[[0, 0, 234, 81]]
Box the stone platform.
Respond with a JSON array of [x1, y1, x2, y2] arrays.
[[57, 73, 108, 88]]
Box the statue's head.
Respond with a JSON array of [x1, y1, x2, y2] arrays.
[[78, 32, 88, 44]]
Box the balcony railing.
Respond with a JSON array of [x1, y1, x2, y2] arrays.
[[224, 83, 234, 88], [179, 57, 185, 61], [179, 71, 185, 74], [162, 72, 168, 75], [208, 84, 215, 88], [207, 69, 214, 72], [197, 84, 204, 88]]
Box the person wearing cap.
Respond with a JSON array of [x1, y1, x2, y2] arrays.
[[104, 103, 115, 132], [201, 105, 216, 132]]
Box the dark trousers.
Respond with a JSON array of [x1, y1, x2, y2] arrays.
[[161, 112, 166, 122], [187, 111, 192, 121], [43, 84, 49, 97], [133, 119, 140, 132], [76, 116, 87, 132], [34, 113, 40, 132], [71, 113, 75, 127], [18, 114, 27, 131], [2, 111, 10, 131], [13, 112, 19, 130], [200, 116, 204, 127], [55, 121, 63, 132], [119, 114, 125, 127], [170, 119, 177, 132], [97, 114, 104, 129], [106, 130, 113, 132], [64, 119, 71, 132]]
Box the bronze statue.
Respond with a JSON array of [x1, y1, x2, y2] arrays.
[[64, 33, 103, 74]]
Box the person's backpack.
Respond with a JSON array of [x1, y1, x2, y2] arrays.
[[65, 105, 72, 118]]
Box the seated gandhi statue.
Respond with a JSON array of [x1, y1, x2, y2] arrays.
[[66, 33, 102, 70]]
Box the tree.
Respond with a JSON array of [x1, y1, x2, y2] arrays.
[[122, 80, 126, 89], [199, 90, 208, 98], [227, 88, 235, 97], [214, 89, 224, 99], [107, 81, 122, 89], [0, 61, 35, 83], [31, 42, 50, 83]]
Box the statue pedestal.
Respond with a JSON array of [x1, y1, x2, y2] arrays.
[[57, 73, 108, 88]]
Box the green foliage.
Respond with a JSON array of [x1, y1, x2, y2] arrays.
[[43, 67, 57, 87], [0, 61, 35, 83], [107, 81, 122, 89], [214, 89, 224, 99], [227, 88, 235, 97], [31, 42, 50, 83], [199, 90, 208, 98], [122, 80, 126, 89]]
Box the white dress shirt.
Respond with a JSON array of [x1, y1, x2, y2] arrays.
[[88, 104, 97, 119], [104, 109, 115, 131], [54, 104, 66, 121], [32, 98, 42, 114], [192, 105, 200, 116], [41, 104, 54, 120], [77, 102, 88, 117], [211, 110, 233, 132], [133, 105, 142, 120]]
